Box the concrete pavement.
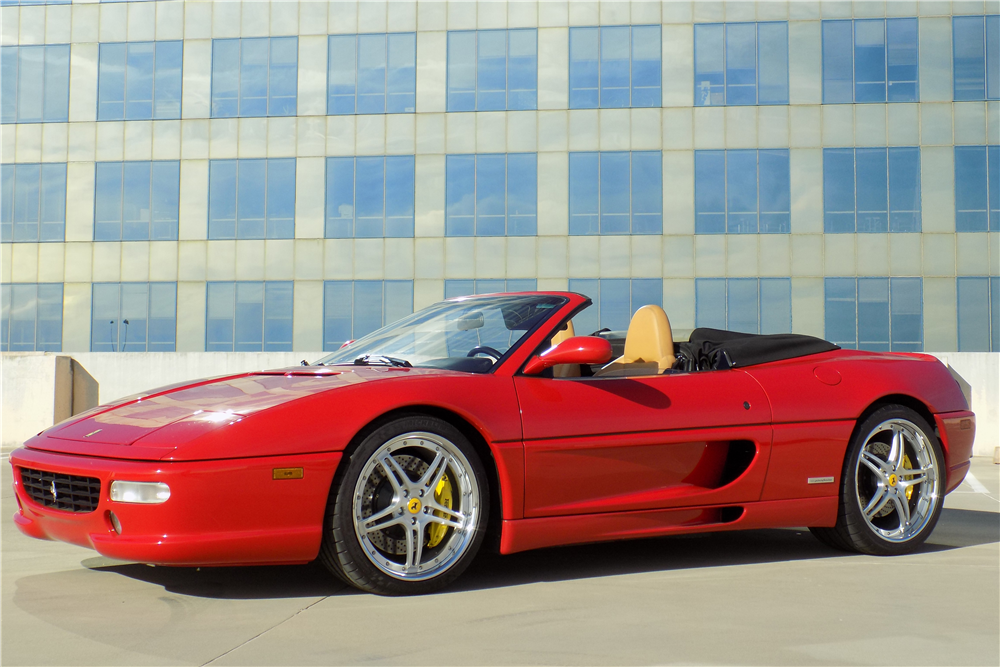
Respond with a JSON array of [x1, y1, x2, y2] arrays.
[[3, 457, 997, 666]]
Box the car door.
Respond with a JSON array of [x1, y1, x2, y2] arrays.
[[514, 370, 774, 518]]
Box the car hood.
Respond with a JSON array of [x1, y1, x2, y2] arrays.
[[26, 366, 436, 457]]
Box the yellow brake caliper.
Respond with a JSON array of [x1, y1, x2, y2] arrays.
[[426, 473, 453, 548], [901, 454, 915, 501]]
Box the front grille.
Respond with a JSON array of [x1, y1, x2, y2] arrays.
[[19, 467, 101, 513]]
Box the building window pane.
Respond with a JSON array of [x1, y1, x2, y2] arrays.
[[695, 22, 787, 106], [954, 16, 987, 101], [824, 147, 921, 233], [206, 281, 293, 352], [444, 279, 537, 301], [824, 19, 917, 103], [956, 146, 990, 232], [209, 159, 295, 239], [94, 161, 180, 241], [889, 277, 922, 351], [568, 279, 663, 333], [323, 280, 414, 350], [98, 41, 183, 121], [854, 20, 887, 103], [886, 18, 918, 102], [1, 283, 62, 352], [571, 26, 660, 109], [211, 38, 297, 118], [696, 278, 792, 334], [328, 33, 416, 115], [824, 278, 857, 348], [824, 277, 922, 352], [448, 30, 537, 112], [856, 148, 888, 233], [0, 163, 66, 243], [90, 282, 175, 352], [325, 156, 415, 238], [570, 151, 662, 235], [570, 28, 600, 109], [957, 277, 994, 351], [0, 44, 70, 124], [758, 22, 789, 104], [823, 20, 854, 104], [888, 147, 921, 232], [446, 154, 536, 236], [695, 150, 789, 234]]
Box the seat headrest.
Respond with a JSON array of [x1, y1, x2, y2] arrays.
[[550, 320, 575, 347], [622, 305, 675, 371]]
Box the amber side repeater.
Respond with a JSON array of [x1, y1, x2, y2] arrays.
[[272, 468, 304, 480]]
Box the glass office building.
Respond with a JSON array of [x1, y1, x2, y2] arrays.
[[1, 0, 998, 354]]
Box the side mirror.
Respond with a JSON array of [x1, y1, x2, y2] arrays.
[[522, 336, 614, 376]]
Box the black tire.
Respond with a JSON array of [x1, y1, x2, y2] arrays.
[[812, 405, 944, 556], [320, 415, 489, 595]]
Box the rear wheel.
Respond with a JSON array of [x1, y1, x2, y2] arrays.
[[321, 415, 489, 595], [812, 405, 944, 555]]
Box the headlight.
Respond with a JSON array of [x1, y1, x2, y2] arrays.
[[109, 481, 171, 504]]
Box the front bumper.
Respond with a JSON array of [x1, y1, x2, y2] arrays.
[[10, 447, 341, 566]]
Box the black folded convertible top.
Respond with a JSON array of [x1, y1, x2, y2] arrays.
[[676, 328, 840, 371]]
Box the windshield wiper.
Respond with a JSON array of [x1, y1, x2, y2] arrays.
[[353, 354, 412, 368]]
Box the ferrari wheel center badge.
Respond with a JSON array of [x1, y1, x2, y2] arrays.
[[888, 474, 898, 487], [408, 498, 422, 514]]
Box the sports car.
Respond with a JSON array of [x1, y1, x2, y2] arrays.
[[10, 292, 977, 595]]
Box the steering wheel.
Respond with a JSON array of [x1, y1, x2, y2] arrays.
[[467, 346, 503, 361]]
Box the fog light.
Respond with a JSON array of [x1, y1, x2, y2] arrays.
[[110, 481, 170, 504], [108, 511, 122, 534]]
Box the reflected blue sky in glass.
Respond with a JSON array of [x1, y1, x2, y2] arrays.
[[1, 163, 66, 242], [1, 283, 62, 352]]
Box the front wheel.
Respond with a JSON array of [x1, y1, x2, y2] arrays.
[[321, 415, 489, 595], [811, 405, 944, 556]]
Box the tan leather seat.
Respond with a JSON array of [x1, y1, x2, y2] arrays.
[[549, 320, 581, 378], [595, 305, 675, 376]]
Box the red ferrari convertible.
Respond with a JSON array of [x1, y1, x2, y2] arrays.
[[10, 292, 976, 595]]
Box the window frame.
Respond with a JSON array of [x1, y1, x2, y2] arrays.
[[570, 25, 663, 110], [327, 33, 417, 115], [694, 278, 792, 334], [208, 158, 296, 240], [325, 155, 416, 238], [693, 22, 789, 107], [90, 282, 178, 352], [93, 160, 181, 241], [205, 281, 294, 352], [445, 153, 538, 237], [0, 44, 71, 124], [1, 283, 63, 352], [694, 149, 791, 234], [569, 150, 664, 236], [0, 162, 67, 243], [822, 18, 920, 104], [823, 277, 923, 351], [210, 37, 298, 118], [566, 278, 664, 335], [957, 276, 1000, 352], [446, 29, 539, 112], [97, 41, 184, 122], [822, 147, 922, 234], [323, 280, 415, 351]]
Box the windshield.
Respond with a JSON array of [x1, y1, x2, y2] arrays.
[[315, 294, 567, 373]]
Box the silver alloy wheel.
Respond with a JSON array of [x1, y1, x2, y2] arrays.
[[352, 431, 480, 581], [854, 417, 940, 542]]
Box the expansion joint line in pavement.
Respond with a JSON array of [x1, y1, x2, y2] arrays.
[[200, 597, 328, 666]]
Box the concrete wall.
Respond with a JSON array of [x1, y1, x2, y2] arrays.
[[932, 353, 1000, 459], [3, 351, 998, 457]]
